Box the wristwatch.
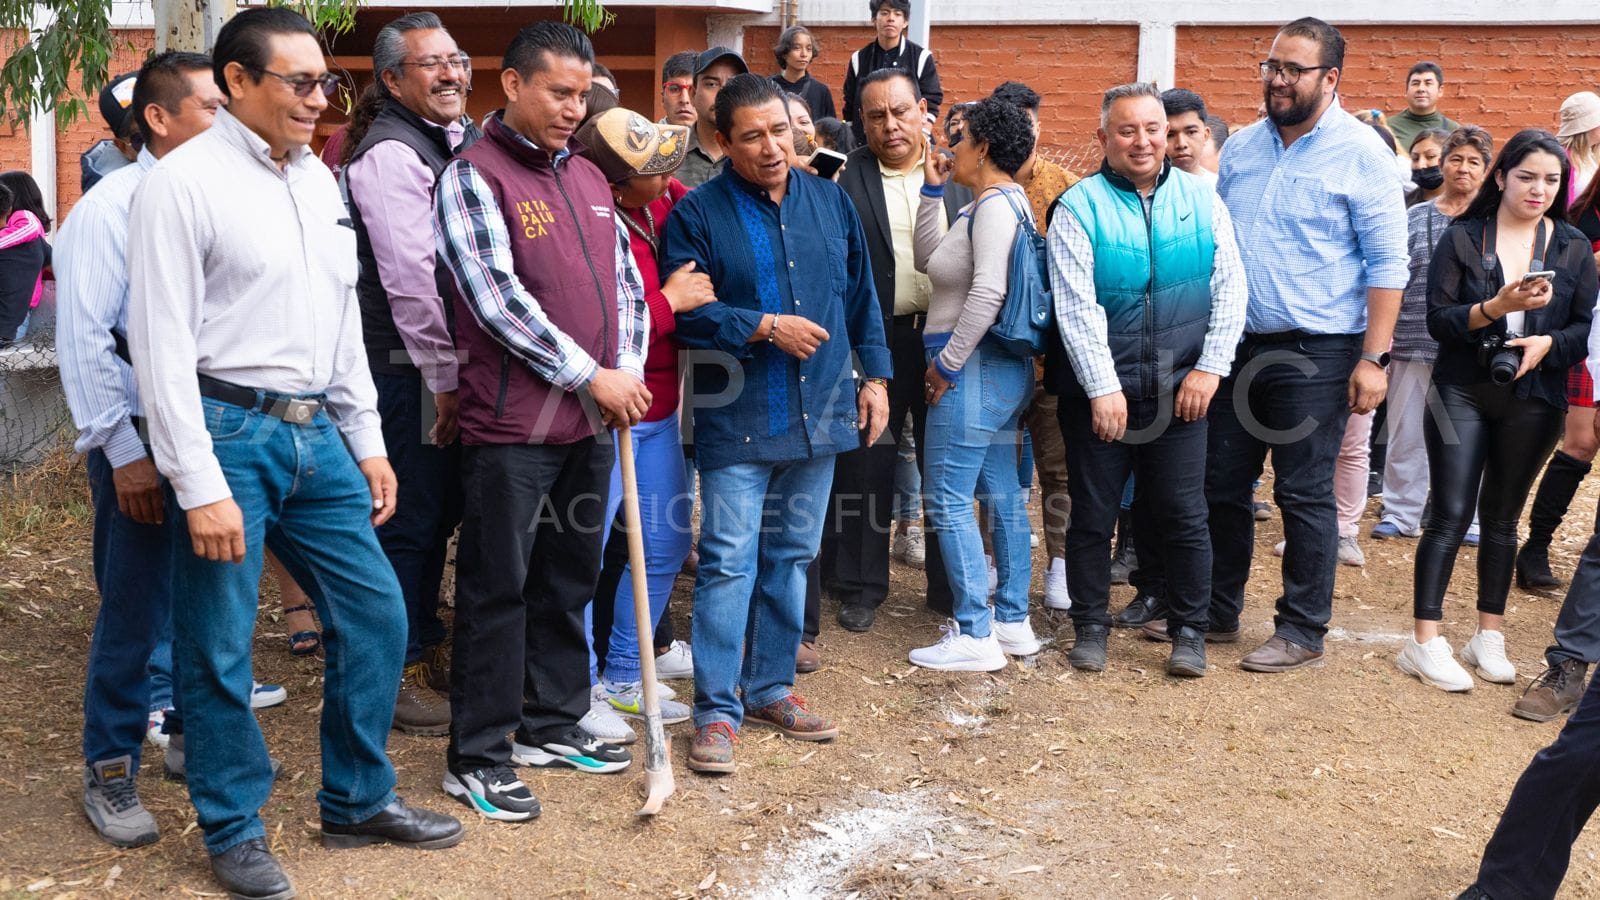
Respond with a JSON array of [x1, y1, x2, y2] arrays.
[[1360, 351, 1391, 368]]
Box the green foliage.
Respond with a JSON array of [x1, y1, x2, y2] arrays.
[[0, 0, 116, 131], [563, 0, 614, 33]]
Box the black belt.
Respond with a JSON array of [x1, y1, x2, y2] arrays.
[[893, 313, 927, 330], [1244, 329, 1359, 344], [197, 374, 325, 424]]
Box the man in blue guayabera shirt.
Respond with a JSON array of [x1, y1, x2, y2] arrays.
[[662, 73, 890, 776], [1210, 17, 1409, 673]]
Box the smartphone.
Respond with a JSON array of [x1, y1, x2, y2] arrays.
[[1522, 270, 1557, 285], [807, 148, 848, 180]]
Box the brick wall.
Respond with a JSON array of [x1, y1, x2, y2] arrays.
[[1177, 24, 1600, 148], [54, 30, 156, 214]]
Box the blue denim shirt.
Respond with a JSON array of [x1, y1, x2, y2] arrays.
[[663, 166, 890, 470]]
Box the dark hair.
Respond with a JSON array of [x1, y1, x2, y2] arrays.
[[1206, 114, 1229, 151], [131, 50, 211, 142], [1460, 129, 1572, 223], [870, 0, 911, 16], [591, 61, 615, 84], [1441, 125, 1494, 166], [503, 20, 594, 78], [1573, 162, 1600, 223], [1160, 87, 1207, 122], [1367, 120, 1397, 154], [814, 117, 855, 153], [1408, 60, 1444, 85], [373, 12, 445, 85], [1278, 17, 1345, 72], [714, 72, 786, 137], [785, 92, 813, 120], [1408, 127, 1452, 154], [943, 100, 975, 142], [0, 172, 49, 231], [0, 183, 12, 220], [339, 83, 388, 167], [989, 81, 1040, 115], [212, 6, 317, 98], [663, 50, 697, 82], [963, 96, 1034, 176], [857, 66, 920, 104], [773, 25, 817, 71]]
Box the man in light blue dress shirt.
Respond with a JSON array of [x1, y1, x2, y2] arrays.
[[1209, 17, 1409, 673]]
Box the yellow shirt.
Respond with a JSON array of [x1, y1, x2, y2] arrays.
[[879, 150, 940, 315]]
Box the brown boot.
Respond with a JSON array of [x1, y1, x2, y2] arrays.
[[392, 662, 451, 736], [425, 641, 452, 693], [1513, 659, 1588, 722], [795, 641, 821, 674]]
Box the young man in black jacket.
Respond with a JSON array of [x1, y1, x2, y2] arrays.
[[841, 0, 942, 144]]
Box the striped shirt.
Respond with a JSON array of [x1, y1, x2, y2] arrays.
[[1392, 200, 1454, 363], [1218, 100, 1410, 335], [55, 150, 152, 468]]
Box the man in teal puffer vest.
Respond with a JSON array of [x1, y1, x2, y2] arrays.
[[1045, 82, 1248, 678]]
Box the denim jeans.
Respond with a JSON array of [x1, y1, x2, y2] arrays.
[[692, 453, 835, 729], [590, 416, 694, 684], [1206, 333, 1360, 651], [923, 345, 1034, 638], [1059, 396, 1211, 632], [892, 424, 921, 521], [146, 629, 174, 714], [372, 371, 460, 664], [82, 448, 178, 768], [173, 399, 406, 854]]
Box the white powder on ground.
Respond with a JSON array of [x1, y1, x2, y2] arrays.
[[745, 791, 940, 899]]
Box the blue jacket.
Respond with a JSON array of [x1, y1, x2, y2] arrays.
[[662, 166, 890, 470], [1056, 161, 1215, 400]]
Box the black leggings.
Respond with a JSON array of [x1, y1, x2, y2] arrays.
[[1414, 382, 1563, 620]]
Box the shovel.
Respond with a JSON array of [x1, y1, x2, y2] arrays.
[[618, 425, 676, 816]]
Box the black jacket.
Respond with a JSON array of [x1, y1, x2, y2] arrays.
[[841, 37, 942, 144]]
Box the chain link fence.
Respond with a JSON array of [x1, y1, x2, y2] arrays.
[[0, 293, 71, 470]]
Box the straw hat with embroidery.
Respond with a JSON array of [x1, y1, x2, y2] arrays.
[[577, 108, 690, 183]]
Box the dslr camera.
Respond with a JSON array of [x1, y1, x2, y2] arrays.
[[1477, 332, 1524, 385]]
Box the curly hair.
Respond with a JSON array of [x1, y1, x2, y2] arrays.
[[1440, 124, 1493, 165], [962, 96, 1035, 176]]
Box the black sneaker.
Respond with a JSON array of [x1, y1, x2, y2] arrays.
[[442, 765, 540, 822], [1167, 625, 1207, 678], [1068, 623, 1109, 672], [511, 727, 632, 774]]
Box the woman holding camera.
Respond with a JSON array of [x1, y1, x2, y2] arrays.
[[1401, 130, 1599, 693]]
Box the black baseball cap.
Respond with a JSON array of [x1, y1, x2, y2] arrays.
[[693, 47, 748, 78], [98, 72, 138, 139]]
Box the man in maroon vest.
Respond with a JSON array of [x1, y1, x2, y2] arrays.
[[434, 20, 650, 822]]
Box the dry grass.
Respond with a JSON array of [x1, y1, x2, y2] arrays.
[[0, 441, 90, 553]]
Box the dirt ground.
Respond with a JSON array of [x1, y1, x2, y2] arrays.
[[3, 454, 1600, 899]]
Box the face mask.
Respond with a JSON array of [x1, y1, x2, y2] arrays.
[[1413, 165, 1444, 190]]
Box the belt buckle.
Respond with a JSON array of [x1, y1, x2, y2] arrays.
[[283, 398, 319, 423]]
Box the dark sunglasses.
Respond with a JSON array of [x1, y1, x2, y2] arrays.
[[252, 67, 340, 98]]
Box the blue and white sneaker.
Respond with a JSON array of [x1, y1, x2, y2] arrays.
[[1371, 521, 1421, 540], [442, 765, 540, 822], [511, 727, 632, 774], [250, 681, 287, 710], [1463, 529, 1481, 547], [146, 708, 172, 749]]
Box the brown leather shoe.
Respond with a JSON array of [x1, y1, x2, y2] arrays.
[[795, 641, 821, 674], [1239, 635, 1324, 673], [1141, 619, 1242, 643], [425, 641, 451, 693], [1513, 659, 1587, 722], [392, 662, 451, 735]]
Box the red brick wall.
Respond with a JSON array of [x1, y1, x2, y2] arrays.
[[1177, 24, 1600, 147], [53, 30, 156, 215]]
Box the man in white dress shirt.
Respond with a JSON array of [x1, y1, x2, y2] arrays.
[[125, 9, 462, 898]]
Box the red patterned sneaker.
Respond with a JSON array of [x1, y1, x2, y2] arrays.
[[688, 722, 738, 775], [744, 693, 839, 741]]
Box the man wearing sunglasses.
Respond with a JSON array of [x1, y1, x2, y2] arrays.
[[127, 8, 464, 898], [343, 11, 481, 740]]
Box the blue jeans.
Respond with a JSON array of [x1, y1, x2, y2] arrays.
[[173, 399, 405, 854], [691, 453, 835, 729], [82, 448, 179, 767], [590, 416, 693, 684], [923, 345, 1033, 637], [892, 424, 921, 521], [147, 630, 174, 714]]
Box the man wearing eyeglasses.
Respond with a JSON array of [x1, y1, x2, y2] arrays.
[[1207, 17, 1408, 673], [659, 50, 697, 128], [127, 8, 464, 898], [342, 11, 480, 739]]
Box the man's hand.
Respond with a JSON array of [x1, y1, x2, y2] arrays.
[[1090, 391, 1128, 442], [112, 457, 164, 525], [661, 261, 717, 313], [430, 389, 460, 447], [187, 498, 245, 563], [858, 380, 890, 446], [358, 456, 398, 527], [589, 367, 653, 427], [770, 315, 830, 360], [1174, 371, 1220, 423], [1348, 360, 1388, 414]]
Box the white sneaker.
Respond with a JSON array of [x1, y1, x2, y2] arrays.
[[250, 681, 286, 709], [1043, 558, 1071, 610], [1462, 630, 1517, 684], [893, 526, 926, 569], [602, 678, 692, 724], [992, 616, 1042, 656], [1272, 540, 1286, 558], [1396, 636, 1474, 692], [654, 640, 694, 680], [985, 555, 998, 597], [579, 686, 637, 745], [1029, 531, 1040, 549], [908, 620, 1007, 672], [1338, 535, 1365, 567], [146, 709, 171, 749]]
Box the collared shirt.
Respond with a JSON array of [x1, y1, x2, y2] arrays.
[[56, 148, 154, 468], [662, 166, 890, 470], [80, 139, 133, 194], [1021, 156, 1079, 233], [127, 108, 385, 510], [676, 128, 723, 189], [1052, 183, 1249, 399], [433, 133, 647, 390], [879, 149, 935, 315], [346, 117, 467, 394], [1218, 99, 1409, 335]]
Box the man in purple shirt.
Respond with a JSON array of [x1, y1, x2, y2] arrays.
[[343, 11, 479, 735]]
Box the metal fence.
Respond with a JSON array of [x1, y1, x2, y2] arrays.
[[0, 295, 70, 470]]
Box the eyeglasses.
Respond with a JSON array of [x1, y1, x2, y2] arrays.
[[252, 67, 340, 98], [399, 54, 472, 74], [662, 81, 692, 96], [1258, 61, 1332, 85]]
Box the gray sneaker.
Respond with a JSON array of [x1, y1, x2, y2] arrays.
[[83, 756, 158, 848], [164, 733, 283, 783], [1338, 535, 1366, 567]]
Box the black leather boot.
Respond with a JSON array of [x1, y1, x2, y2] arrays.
[[1518, 450, 1591, 590]]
